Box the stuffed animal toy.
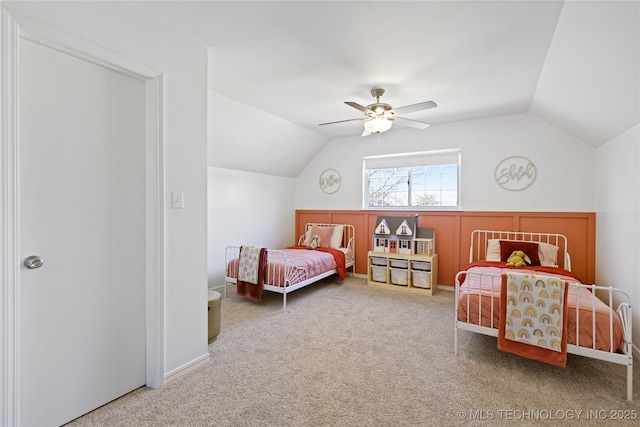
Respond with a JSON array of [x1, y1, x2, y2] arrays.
[[307, 234, 321, 249], [506, 250, 532, 267]]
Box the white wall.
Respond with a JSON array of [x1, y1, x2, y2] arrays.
[[595, 124, 640, 348], [207, 89, 328, 177], [4, 1, 209, 375], [295, 113, 595, 211], [208, 167, 295, 288]]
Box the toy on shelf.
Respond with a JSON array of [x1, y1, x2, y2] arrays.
[[372, 215, 435, 255]]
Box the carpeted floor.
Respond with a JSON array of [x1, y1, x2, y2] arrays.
[[67, 275, 639, 426]]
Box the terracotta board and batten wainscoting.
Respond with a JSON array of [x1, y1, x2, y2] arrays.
[[295, 210, 595, 287]]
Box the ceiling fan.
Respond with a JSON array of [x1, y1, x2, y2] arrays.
[[319, 88, 437, 136]]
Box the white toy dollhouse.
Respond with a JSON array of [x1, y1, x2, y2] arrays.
[[372, 216, 434, 255]]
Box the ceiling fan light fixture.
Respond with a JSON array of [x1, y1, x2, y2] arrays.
[[319, 88, 436, 136], [364, 117, 393, 134]]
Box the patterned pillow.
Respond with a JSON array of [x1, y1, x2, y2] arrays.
[[306, 226, 334, 249]]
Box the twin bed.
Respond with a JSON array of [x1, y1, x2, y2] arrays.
[[225, 223, 355, 309], [455, 229, 634, 400]]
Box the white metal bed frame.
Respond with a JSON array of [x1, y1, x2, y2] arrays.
[[225, 223, 355, 310], [454, 230, 634, 401]]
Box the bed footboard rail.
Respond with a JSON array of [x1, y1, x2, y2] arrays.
[[225, 245, 313, 287], [564, 283, 633, 401], [454, 270, 502, 355], [225, 245, 240, 284], [262, 249, 310, 288], [225, 246, 309, 287], [572, 284, 633, 355]]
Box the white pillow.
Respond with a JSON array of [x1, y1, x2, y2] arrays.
[[329, 225, 344, 249], [486, 239, 501, 261], [538, 242, 559, 267]]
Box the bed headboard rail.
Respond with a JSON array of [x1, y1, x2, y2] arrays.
[[470, 229, 570, 270], [300, 223, 355, 251]]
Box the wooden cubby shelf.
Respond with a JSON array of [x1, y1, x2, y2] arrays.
[[367, 251, 438, 296]]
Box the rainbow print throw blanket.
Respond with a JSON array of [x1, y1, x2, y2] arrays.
[[498, 272, 569, 367]]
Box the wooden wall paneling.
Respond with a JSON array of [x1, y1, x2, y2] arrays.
[[417, 214, 457, 293], [329, 211, 369, 273], [295, 210, 595, 287], [296, 211, 331, 238], [366, 214, 379, 252], [296, 211, 334, 244], [519, 214, 594, 283]]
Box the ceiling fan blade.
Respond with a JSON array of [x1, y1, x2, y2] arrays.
[[345, 101, 374, 115], [395, 116, 431, 130], [319, 117, 365, 126], [392, 101, 437, 115], [361, 128, 372, 137]]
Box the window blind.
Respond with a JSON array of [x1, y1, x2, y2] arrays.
[[363, 149, 461, 170]]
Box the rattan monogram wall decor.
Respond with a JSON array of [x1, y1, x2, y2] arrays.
[[495, 156, 537, 191], [319, 168, 342, 194]]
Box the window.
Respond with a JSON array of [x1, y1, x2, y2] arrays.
[[363, 149, 460, 209]]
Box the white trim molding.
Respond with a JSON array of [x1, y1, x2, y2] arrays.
[[1, 9, 20, 427], [164, 353, 210, 384], [145, 74, 165, 389], [0, 8, 165, 425]]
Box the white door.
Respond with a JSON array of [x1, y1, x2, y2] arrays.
[[18, 38, 146, 426]]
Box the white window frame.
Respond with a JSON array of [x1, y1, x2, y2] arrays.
[[363, 149, 461, 210]]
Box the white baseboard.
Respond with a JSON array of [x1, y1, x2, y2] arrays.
[[164, 352, 210, 384]]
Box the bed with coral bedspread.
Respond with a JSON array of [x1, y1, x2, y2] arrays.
[[225, 223, 355, 309], [454, 230, 633, 400]]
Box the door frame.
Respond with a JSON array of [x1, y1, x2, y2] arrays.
[[1, 9, 165, 426]]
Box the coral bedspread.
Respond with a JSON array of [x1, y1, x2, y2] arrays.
[[457, 261, 625, 353], [286, 246, 346, 280]]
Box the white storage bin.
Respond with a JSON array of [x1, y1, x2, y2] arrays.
[[371, 266, 387, 283], [370, 256, 387, 266], [411, 260, 431, 271], [390, 267, 408, 286], [412, 270, 431, 289], [390, 259, 408, 269]]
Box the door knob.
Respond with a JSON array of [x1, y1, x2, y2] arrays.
[[23, 255, 44, 269]]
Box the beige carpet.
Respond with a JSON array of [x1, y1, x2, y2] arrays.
[[68, 275, 639, 426]]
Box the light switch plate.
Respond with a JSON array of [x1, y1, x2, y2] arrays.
[[171, 191, 184, 209]]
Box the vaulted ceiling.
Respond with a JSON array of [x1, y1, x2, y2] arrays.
[[136, 1, 639, 176]]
